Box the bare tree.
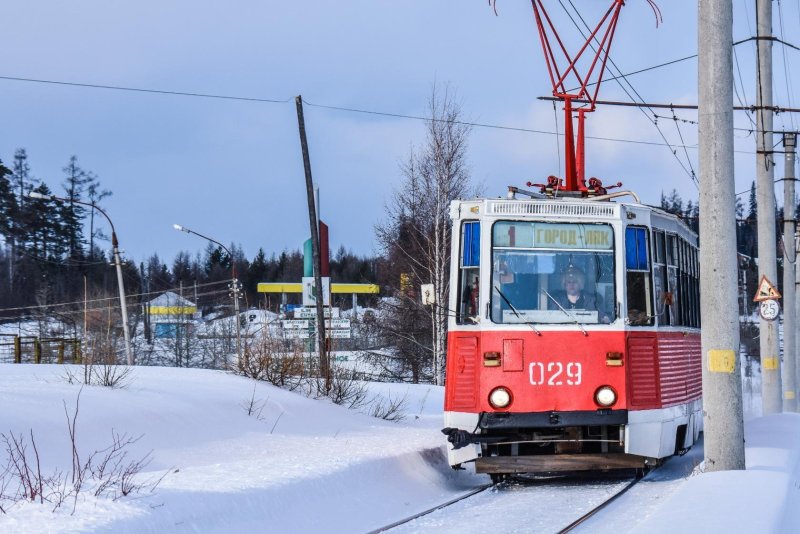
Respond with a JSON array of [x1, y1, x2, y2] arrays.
[[376, 84, 476, 384]]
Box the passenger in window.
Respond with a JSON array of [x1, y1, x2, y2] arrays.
[[551, 265, 610, 323]]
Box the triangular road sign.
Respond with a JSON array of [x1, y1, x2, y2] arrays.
[[753, 275, 782, 302]]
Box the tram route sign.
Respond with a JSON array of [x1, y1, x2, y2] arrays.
[[753, 275, 781, 302]]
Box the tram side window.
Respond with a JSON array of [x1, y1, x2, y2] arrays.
[[685, 241, 700, 328], [653, 230, 669, 325], [692, 246, 701, 327], [666, 234, 680, 325], [457, 221, 481, 324], [625, 226, 654, 326]]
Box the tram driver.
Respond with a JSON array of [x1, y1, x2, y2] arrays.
[[550, 265, 611, 323]]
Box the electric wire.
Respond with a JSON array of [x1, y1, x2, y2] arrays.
[[0, 287, 234, 324], [777, 0, 798, 131], [0, 75, 293, 104], [301, 98, 729, 151], [668, 106, 696, 181], [559, 0, 698, 186], [0, 279, 232, 314], [754, 1, 772, 172], [0, 73, 761, 154], [733, 44, 758, 132]]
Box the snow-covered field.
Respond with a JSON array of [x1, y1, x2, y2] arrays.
[[0, 364, 798, 533]]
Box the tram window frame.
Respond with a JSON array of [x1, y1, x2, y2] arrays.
[[666, 234, 680, 326], [624, 226, 654, 326], [488, 220, 617, 325], [652, 230, 669, 325], [688, 242, 700, 328], [457, 221, 481, 325]]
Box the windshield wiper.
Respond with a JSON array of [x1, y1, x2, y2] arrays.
[[494, 285, 541, 336], [540, 289, 588, 336]]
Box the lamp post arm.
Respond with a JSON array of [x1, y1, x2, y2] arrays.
[[185, 229, 234, 276], [30, 192, 133, 365], [80, 200, 117, 246]]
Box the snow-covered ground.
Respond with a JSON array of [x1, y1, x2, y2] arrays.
[[0, 364, 798, 533]]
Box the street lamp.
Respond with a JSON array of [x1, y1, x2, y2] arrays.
[[29, 191, 134, 365], [173, 224, 243, 369]]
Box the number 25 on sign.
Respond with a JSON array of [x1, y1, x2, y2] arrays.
[[759, 299, 780, 321]]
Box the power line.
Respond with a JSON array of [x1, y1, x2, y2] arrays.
[[560, 0, 698, 186], [0, 75, 293, 104], [302, 99, 713, 150], [0, 287, 234, 324], [0, 72, 759, 154], [0, 279, 230, 314], [777, 0, 798, 131]]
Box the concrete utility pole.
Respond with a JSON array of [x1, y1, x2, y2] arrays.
[[785, 132, 798, 412], [295, 95, 329, 389], [756, 0, 783, 414], [698, 0, 746, 471]]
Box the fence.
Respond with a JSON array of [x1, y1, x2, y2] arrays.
[[0, 335, 81, 364]]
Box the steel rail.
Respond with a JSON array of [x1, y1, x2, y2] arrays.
[[365, 483, 494, 534], [557, 476, 641, 533]]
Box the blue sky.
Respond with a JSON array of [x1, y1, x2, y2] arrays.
[[1, 1, 797, 264]]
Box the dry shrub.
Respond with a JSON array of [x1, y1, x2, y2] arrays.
[[239, 332, 305, 391], [0, 390, 167, 514]]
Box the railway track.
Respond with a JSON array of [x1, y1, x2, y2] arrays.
[[369, 473, 643, 534], [556, 475, 640, 533], [365, 483, 495, 534]]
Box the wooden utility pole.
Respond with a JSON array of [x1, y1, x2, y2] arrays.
[[785, 132, 798, 411], [755, 0, 782, 414], [295, 95, 329, 389], [698, 0, 746, 471]]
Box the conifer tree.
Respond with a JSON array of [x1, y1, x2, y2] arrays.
[[0, 160, 15, 244], [60, 155, 91, 259]]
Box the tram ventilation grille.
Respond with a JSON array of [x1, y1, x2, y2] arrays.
[[487, 201, 617, 218]]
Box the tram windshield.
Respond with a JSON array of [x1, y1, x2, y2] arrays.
[[491, 221, 616, 324]]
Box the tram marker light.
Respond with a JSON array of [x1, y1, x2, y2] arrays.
[[606, 351, 624, 367], [483, 351, 501, 367]]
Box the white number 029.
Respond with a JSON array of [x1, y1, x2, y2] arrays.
[[529, 362, 582, 386]]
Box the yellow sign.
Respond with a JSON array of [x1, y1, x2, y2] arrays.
[[753, 275, 781, 302], [708, 349, 735, 373], [784, 391, 796, 400], [257, 283, 303, 293], [258, 282, 379, 294], [149, 306, 197, 315], [762, 357, 780, 370]]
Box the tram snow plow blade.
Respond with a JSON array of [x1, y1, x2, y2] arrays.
[[475, 453, 651, 474]]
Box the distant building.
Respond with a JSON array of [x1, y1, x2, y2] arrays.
[[147, 292, 197, 339]]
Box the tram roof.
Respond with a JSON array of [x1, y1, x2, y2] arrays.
[[451, 196, 697, 241]]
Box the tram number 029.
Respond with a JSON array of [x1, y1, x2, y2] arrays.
[[529, 362, 582, 386]]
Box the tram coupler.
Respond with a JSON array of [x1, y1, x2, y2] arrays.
[[442, 427, 514, 450]]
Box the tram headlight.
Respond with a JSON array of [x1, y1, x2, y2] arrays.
[[594, 386, 617, 407], [488, 387, 512, 409]]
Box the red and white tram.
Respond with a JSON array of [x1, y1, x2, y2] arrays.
[[442, 189, 702, 476]]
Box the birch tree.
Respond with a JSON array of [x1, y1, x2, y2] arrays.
[[377, 85, 476, 385]]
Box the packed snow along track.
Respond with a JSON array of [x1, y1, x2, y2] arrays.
[[381, 473, 639, 533]]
